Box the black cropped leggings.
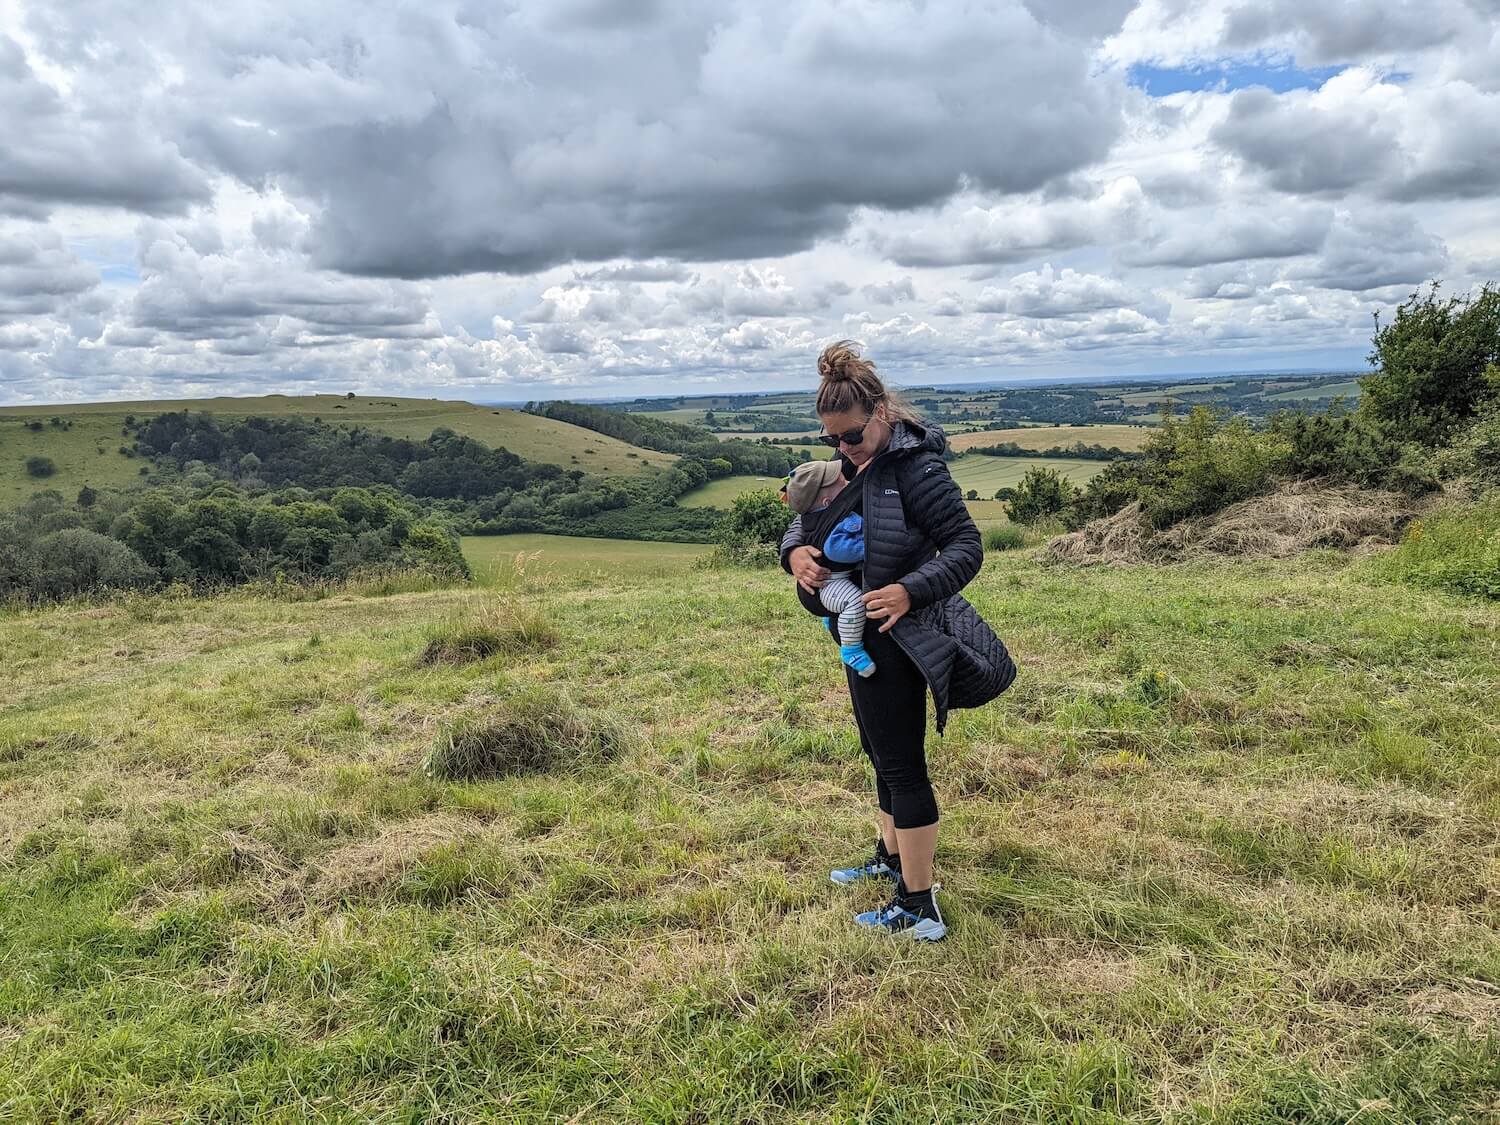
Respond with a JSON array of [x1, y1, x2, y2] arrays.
[[842, 621, 938, 829]]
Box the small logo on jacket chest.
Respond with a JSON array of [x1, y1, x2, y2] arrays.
[[884, 488, 900, 496]]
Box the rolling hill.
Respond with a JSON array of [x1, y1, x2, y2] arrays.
[[0, 395, 674, 505]]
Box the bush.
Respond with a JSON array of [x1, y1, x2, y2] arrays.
[[419, 602, 559, 665], [27, 529, 155, 600], [1005, 466, 1077, 525], [1362, 283, 1500, 445], [1374, 499, 1500, 600], [700, 541, 781, 569], [1430, 386, 1500, 491], [716, 487, 790, 547], [984, 525, 1026, 551], [422, 688, 626, 781], [25, 456, 56, 478]]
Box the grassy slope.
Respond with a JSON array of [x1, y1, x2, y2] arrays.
[[2, 548, 1497, 1120], [0, 396, 672, 504], [462, 533, 712, 581], [0, 415, 160, 506]]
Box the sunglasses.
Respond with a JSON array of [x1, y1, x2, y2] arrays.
[[816, 419, 871, 449]]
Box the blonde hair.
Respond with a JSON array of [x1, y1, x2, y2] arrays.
[[814, 340, 921, 424]]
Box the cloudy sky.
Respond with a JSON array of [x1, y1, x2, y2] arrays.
[[1, 0, 1497, 405]]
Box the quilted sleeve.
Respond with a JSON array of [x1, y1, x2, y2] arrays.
[[896, 454, 983, 608], [779, 514, 805, 574]]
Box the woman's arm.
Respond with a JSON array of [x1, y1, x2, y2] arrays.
[[894, 454, 983, 609]]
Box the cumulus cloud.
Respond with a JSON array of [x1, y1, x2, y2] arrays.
[[975, 265, 1166, 321], [0, 227, 98, 318], [0, 0, 1496, 402]]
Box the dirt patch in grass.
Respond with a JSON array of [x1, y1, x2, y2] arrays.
[[1049, 481, 1418, 565]]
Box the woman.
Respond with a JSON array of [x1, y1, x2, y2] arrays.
[[781, 341, 999, 942]]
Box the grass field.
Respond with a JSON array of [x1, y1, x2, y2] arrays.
[[679, 475, 786, 508], [2, 545, 1498, 1119], [0, 397, 672, 505], [1268, 380, 1364, 402], [462, 534, 712, 582], [948, 455, 1105, 496], [947, 424, 1154, 453]]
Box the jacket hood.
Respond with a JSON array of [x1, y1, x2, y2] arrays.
[[886, 418, 947, 457]]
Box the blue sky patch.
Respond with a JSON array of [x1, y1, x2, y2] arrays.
[[1129, 61, 1343, 96]]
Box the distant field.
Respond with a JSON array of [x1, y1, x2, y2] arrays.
[[462, 533, 711, 582], [948, 455, 1104, 496], [947, 424, 1153, 453], [677, 459, 1099, 510], [1268, 380, 1363, 401], [679, 475, 785, 508], [963, 499, 1012, 528], [0, 396, 672, 505]]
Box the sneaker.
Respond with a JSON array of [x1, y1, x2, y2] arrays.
[[839, 643, 877, 679], [854, 883, 947, 942], [829, 853, 899, 886]]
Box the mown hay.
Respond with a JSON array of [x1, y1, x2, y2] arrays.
[[419, 601, 559, 665], [1048, 481, 1418, 566], [303, 814, 473, 904], [422, 688, 627, 781]]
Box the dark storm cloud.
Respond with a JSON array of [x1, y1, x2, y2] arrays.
[[157, 2, 1122, 278], [0, 36, 210, 216]]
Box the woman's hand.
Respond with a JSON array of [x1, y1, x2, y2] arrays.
[[863, 583, 912, 633], [790, 545, 831, 594]]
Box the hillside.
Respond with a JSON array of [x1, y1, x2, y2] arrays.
[[947, 423, 1154, 453], [3, 546, 1497, 1119], [0, 395, 673, 505]]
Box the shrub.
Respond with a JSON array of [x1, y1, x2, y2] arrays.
[[1374, 499, 1500, 600], [1005, 466, 1077, 525], [27, 529, 155, 599], [716, 487, 790, 547], [419, 602, 559, 665], [422, 689, 626, 780], [984, 525, 1026, 551], [1362, 283, 1500, 446], [25, 455, 56, 478], [1430, 385, 1500, 491], [701, 541, 781, 569]]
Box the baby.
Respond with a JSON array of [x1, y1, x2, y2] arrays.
[[783, 459, 876, 678]]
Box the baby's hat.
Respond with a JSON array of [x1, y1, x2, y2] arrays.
[[783, 458, 846, 514]]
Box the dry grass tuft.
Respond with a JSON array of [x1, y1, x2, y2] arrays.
[[418, 600, 559, 665], [1048, 480, 1419, 566], [304, 814, 473, 904], [422, 688, 628, 781]]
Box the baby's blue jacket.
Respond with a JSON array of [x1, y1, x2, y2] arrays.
[[822, 513, 865, 566]]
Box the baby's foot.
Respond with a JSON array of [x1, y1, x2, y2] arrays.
[[840, 643, 877, 678]]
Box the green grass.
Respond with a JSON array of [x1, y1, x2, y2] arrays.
[[2, 543, 1499, 1119], [679, 475, 787, 508], [948, 454, 1105, 496], [0, 396, 672, 504], [0, 414, 163, 505], [462, 533, 713, 582]]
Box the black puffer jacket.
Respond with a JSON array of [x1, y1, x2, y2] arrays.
[[780, 419, 1017, 731]]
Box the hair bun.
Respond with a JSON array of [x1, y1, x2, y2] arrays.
[[818, 340, 860, 382]]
